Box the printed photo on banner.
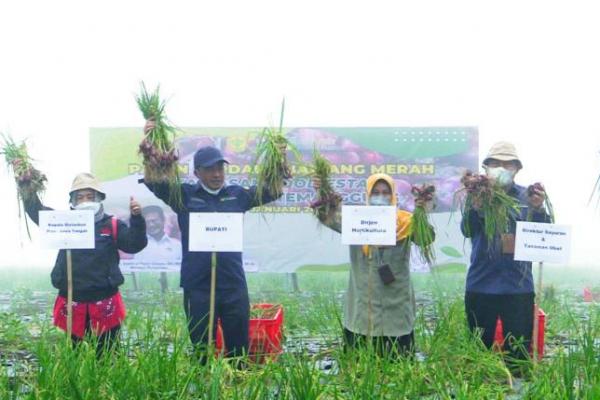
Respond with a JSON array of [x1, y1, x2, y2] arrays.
[[118, 205, 182, 272]]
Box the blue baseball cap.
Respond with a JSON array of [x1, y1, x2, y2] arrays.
[[193, 146, 229, 169]]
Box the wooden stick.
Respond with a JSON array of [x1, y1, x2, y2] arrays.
[[159, 272, 168, 294], [131, 272, 139, 291], [290, 272, 300, 293], [367, 247, 373, 339], [207, 252, 217, 354], [66, 249, 73, 338]]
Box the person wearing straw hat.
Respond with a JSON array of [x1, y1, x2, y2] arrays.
[[461, 142, 550, 369], [312, 173, 434, 357], [23, 172, 147, 356]]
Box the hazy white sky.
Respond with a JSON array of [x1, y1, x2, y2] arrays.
[[1, 0, 599, 268]]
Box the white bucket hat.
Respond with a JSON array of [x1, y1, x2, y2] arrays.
[[483, 142, 523, 169], [69, 173, 106, 200]]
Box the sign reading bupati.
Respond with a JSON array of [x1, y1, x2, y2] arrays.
[[189, 212, 244, 252], [39, 210, 95, 250], [341, 206, 397, 245], [514, 222, 572, 264]]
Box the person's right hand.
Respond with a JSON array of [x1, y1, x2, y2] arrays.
[[461, 171, 478, 188], [312, 176, 322, 192], [144, 119, 156, 135], [461, 171, 482, 211], [130, 196, 142, 216], [469, 195, 483, 211]]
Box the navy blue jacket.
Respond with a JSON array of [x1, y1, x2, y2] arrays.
[[461, 183, 551, 295], [143, 181, 280, 290], [25, 196, 147, 302]]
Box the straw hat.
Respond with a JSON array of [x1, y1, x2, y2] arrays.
[[69, 173, 106, 200], [482, 142, 523, 169]]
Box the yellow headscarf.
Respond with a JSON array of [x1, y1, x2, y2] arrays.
[[362, 173, 412, 256]]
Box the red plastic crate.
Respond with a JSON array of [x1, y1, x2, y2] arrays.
[[493, 306, 545, 360], [216, 303, 284, 362]]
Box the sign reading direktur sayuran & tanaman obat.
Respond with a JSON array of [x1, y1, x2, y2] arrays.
[[514, 222, 571, 264]]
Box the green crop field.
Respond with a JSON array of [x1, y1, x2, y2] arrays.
[[0, 267, 599, 399]]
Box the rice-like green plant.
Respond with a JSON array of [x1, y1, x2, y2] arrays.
[[1, 134, 47, 203], [410, 184, 436, 264], [251, 99, 302, 204], [1, 134, 47, 238], [458, 171, 521, 243], [136, 82, 182, 207], [3, 268, 600, 398], [589, 164, 600, 209], [310, 147, 341, 218]]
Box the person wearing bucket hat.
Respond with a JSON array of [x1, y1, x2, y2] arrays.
[[461, 142, 550, 371], [141, 120, 289, 363], [482, 142, 523, 187], [23, 172, 147, 356]]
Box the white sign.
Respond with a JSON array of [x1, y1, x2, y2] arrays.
[[39, 210, 95, 250], [514, 222, 572, 264], [189, 212, 244, 252], [341, 206, 397, 245]]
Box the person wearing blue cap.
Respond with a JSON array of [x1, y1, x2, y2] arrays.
[[141, 120, 289, 363]]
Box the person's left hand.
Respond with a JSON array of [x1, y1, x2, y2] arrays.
[[415, 197, 435, 212], [528, 185, 546, 210], [415, 198, 427, 208], [130, 196, 142, 216], [276, 141, 291, 179], [143, 119, 156, 135], [277, 141, 288, 157]]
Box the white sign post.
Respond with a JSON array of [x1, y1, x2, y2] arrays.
[[514, 221, 572, 363], [39, 210, 95, 338], [341, 206, 397, 246], [188, 212, 244, 353]]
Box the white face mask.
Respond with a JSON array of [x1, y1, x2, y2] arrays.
[[369, 195, 392, 206], [486, 167, 515, 187], [73, 201, 102, 215]]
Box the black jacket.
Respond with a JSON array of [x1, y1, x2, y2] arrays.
[[24, 196, 147, 302]]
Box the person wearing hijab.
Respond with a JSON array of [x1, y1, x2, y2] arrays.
[[312, 173, 434, 356]]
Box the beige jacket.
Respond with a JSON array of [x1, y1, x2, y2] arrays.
[[317, 174, 418, 337]]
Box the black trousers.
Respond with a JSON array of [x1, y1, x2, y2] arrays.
[[343, 328, 414, 358], [183, 287, 250, 360], [465, 291, 534, 361], [71, 314, 120, 358]]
